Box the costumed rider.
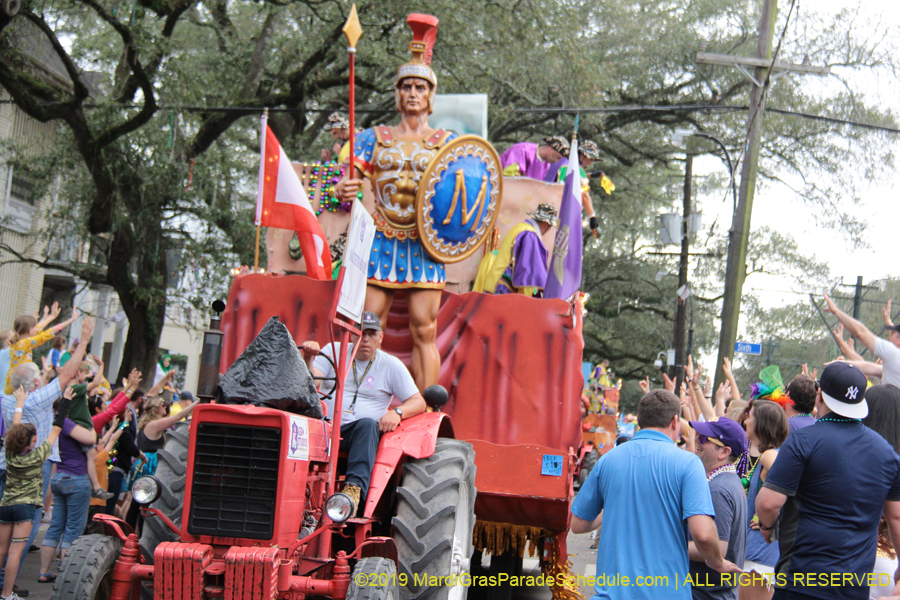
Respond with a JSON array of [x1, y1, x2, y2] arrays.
[[301, 312, 426, 516], [553, 139, 604, 236], [500, 135, 569, 181], [322, 112, 353, 164], [337, 14, 456, 390], [475, 203, 558, 297]]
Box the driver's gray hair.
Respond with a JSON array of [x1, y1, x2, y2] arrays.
[[10, 363, 41, 392]]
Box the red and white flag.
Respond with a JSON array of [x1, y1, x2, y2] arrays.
[[255, 114, 332, 279]]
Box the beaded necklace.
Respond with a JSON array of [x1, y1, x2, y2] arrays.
[[789, 413, 813, 419], [707, 463, 737, 483], [299, 161, 359, 216], [817, 416, 862, 424], [739, 454, 761, 493]]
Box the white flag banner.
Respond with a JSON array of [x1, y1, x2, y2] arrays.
[[336, 200, 376, 323]]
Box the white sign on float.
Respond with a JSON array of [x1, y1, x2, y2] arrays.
[[287, 415, 310, 461], [336, 199, 376, 324]]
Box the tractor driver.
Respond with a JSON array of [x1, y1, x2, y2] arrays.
[[300, 311, 426, 516]]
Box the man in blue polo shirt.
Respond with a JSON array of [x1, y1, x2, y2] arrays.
[[572, 389, 742, 600], [756, 362, 900, 600]]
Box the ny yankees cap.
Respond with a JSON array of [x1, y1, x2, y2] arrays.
[[360, 311, 382, 332], [818, 361, 868, 419]]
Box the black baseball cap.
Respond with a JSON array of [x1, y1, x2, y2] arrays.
[[360, 311, 382, 332], [884, 324, 900, 334], [179, 391, 194, 402], [819, 361, 868, 418]]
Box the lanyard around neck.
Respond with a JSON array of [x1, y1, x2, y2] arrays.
[[348, 353, 375, 414]]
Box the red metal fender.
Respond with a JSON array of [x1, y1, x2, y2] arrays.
[[93, 514, 135, 544], [348, 537, 399, 566], [362, 412, 454, 518]]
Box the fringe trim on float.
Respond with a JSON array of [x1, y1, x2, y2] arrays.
[[544, 534, 584, 600], [472, 521, 583, 600]]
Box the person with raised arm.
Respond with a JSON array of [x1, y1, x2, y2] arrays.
[[0, 317, 95, 592], [5, 304, 79, 394], [824, 293, 898, 386], [0, 386, 72, 598]]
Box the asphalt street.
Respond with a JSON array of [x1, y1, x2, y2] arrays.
[[469, 530, 598, 600]]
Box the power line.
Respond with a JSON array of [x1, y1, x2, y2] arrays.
[[511, 105, 900, 134], [0, 101, 393, 115], [2, 100, 897, 134]]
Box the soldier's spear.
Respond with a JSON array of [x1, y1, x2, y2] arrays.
[[343, 5, 362, 177]]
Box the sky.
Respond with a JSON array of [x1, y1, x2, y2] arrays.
[[664, 0, 900, 375], [687, 0, 899, 313]]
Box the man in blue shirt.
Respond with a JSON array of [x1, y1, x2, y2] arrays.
[[756, 362, 900, 600], [572, 389, 742, 600]]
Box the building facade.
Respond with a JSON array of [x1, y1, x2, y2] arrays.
[[0, 87, 204, 393]]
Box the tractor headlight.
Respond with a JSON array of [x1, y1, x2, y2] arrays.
[[324, 493, 354, 523], [133, 476, 162, 505]]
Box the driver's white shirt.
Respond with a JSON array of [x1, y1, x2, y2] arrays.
[[313, 343, 418, 424]]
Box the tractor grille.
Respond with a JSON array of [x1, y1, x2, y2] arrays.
[[188, 423, 281, 540]]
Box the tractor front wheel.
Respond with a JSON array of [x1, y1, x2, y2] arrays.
[[348, 557, 399, 600], [392, 438, 476, 600], [139, 420, 190, 598], [51, 534, 122, 600]]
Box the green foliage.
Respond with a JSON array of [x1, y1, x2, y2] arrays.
[[166, 352, 189, 391], [618, 380, 644, 416], [731, 277, 900, 391]]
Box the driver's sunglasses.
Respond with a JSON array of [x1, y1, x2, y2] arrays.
[[698, 434, 725, 447]]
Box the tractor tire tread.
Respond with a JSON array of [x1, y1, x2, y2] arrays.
[[392, 438, 476, 600], [51, 534, 121, 600], [139, 420, 190, 599], [347, 557, 399, 600]]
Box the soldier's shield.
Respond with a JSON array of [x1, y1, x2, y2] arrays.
[[416, 135, 502, 263]]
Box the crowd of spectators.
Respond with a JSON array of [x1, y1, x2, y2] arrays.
[[0, 304, 194, 600], [575, 294, 900, 600]]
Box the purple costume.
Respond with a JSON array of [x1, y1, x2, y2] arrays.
[[543, 158, 567, 183], [500, 142, 553, 180], [495, 224, 549, 296]]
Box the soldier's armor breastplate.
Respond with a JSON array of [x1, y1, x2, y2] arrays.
[[371, 126, 453, 230]]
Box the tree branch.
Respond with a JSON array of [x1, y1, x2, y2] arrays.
[[0, 242, 107, 285], [19, 12, 89, 103], [115, 0, 195, 103], [80, 0, 159, 150], [238, 11, 277, 100]]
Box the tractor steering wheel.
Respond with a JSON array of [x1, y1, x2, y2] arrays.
[[298, 345, 337, 402]]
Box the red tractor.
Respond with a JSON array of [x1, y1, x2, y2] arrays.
[[53, 293, 475, 600], [54, 271, 582, 600]]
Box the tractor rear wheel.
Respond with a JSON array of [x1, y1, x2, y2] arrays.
[[51, 534, 122, 600], [392, 438, 476, 600], [139, 420, 190, 598], [348, 557, 399, 600]]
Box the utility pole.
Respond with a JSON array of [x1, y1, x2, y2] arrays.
[[670, 155, 692, 393], [852, 276, 863, 353], [707, 0, 831, 393], [712, 0, 778, 393]]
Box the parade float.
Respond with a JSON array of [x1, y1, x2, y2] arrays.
[[54, 9, 584, 600]]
